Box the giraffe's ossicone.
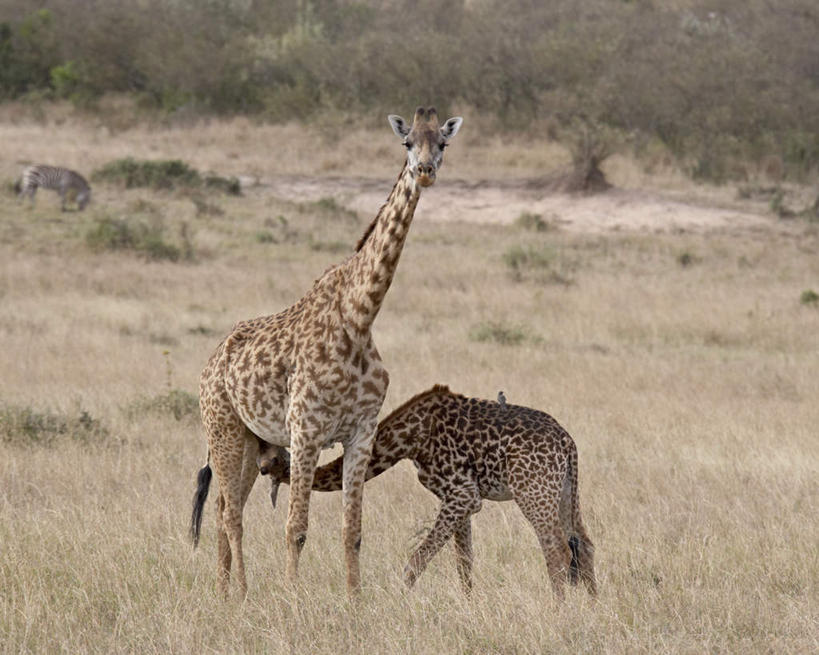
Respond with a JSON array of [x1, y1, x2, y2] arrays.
[[190, 108, 463, 598]]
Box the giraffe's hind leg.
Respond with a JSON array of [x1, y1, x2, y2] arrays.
[[512, 475, 571, 601], [404, 487, 481, 589], [570, 522, 597, 596], [215, 491, 231, 592], [561, 443, 597, 596], [453, 518, 474, 594], [207, 420, 253, 598]]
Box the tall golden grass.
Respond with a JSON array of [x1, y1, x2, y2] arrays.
[[1, 114, 817, 654]]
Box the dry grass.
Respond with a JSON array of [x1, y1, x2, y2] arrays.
[[1, 113, 818, 654], [0, 101, 570, 185]]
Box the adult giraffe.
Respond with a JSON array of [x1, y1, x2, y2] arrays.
[[190, 107, 462, 597]]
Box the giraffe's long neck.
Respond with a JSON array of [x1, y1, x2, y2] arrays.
[[307, 403, 428, 492], [340, 163, 420, 335]]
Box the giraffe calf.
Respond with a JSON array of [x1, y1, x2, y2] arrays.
[[260, 385, 597, 599]]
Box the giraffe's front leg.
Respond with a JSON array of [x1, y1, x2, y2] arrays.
[[341, 419, 378, 595], [285, 428, 321, 584], [404, 486, 482, 589]]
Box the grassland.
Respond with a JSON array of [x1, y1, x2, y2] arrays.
[[1, 113, 818, 654]]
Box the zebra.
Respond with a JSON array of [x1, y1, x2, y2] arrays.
[[18, 165, 92, 211]]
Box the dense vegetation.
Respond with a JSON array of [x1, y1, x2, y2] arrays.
[[1, 0, 818, 180]]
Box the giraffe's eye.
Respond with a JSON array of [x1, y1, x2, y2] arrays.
[[403, 141, 412, 149], [440, 142, 448, 150]]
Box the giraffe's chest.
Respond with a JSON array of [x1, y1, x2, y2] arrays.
[[287, 334, 389, 441]]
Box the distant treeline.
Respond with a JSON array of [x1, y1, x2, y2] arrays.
[[1, 0, 818, 180]]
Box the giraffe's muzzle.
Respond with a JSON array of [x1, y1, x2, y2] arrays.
[[416, 163, 436, 187]]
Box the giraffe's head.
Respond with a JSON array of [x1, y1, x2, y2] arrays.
[[388, 107, 462, 187]]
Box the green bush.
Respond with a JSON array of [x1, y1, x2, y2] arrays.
[[503, 244, 574, 285], [302, 196, 358, 221], [469, 321, 528, 346], [204, 175, 241, 196], [503, 244, 555, 272], [677, 251, 700, 267], [50, 60, 81, 97], [1, 1, 818, 181], [85, 215, 190, 262], [514, 212, 549, 232], [0, 9, 59, 98], [800, 290, 819, 305], [92, 158, 201, 190], [128, 389, 199, 421], [0, 404, 108, 445]]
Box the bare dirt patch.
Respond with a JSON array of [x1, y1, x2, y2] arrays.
[[256, 174, 776, 235]]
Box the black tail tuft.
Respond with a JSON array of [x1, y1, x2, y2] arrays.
[[568, 535, 580, 585], [190, 464, 212, 548]]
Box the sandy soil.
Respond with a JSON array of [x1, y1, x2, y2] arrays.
[[255, 174, 777, 235]]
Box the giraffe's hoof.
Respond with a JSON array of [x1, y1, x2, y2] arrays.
[[402, 566, 418, 589]]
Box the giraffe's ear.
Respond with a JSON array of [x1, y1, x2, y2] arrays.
[[388, 114, 411, 138], [440, 117, 463, 141]]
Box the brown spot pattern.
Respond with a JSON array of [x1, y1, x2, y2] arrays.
[[262, 385, 597, 600], [193, 108, 461, 598]]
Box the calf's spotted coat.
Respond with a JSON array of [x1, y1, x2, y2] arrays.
[[260, 385, 597, 599]]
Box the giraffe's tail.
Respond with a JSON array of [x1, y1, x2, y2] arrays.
[[561, 441, 597, 595], [189, 453, 213, 548]]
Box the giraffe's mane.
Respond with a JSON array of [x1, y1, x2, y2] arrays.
[[354, 211, 379, 252], [354, 163, 410, 252], [379, 384, 462, 426]]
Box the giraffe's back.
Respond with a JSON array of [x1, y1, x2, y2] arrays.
[[415, 395, 575, 502]]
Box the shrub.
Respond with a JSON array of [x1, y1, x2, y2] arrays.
[[190, 194, 224, 217], [85, 215, 190, 262], [128, 389, 199, 421], [469, 321, 528, 346], [802, 195, 819, 222], [0, 9, 59, 98], [562, 121, 613, 193], [503, 244, 555, 271], [503, 243, 574, 285], [514, 212, 549, 232], [800, 289, 819, 305], [770, 190, 796, 219], [2, 1, 819, 183], [302, 196, 358, 221], [0, 405, 108, 445], [92, 158, 201, 190], [677, 251, 700, 267], [204, 175, 241, 195], [308, 238, 348, 253]]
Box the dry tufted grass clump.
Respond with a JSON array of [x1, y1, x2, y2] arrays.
[[1, 115, 818, 654]]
